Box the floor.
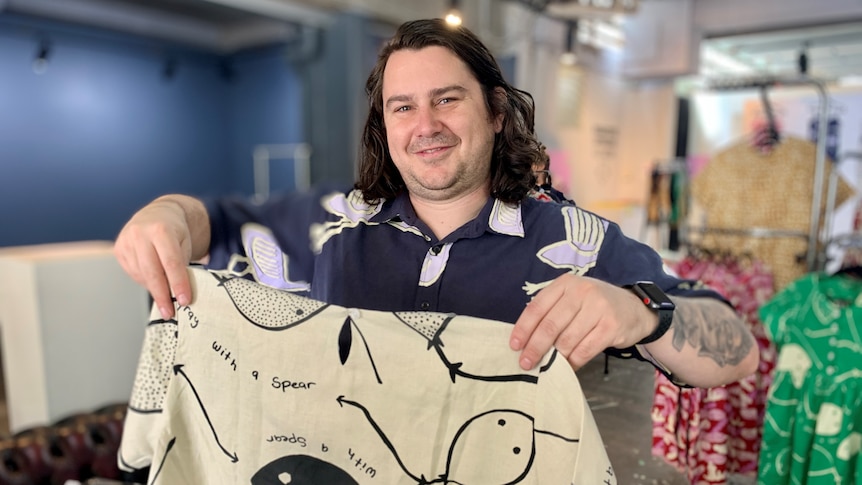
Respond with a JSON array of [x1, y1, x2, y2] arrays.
[[577, 354, 691, 484], [578, 354, 758, 485]]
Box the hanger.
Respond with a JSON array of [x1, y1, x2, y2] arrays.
[[753, 85, 781, 153], [829, 234, 862, 279]]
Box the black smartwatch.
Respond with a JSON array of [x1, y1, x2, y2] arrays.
[[624, 281, 675, 344]]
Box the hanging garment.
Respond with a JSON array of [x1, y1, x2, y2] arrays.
[[652, 255, 776, 484], [690, 136, 855, 291], [757, 272, 862, 485], [118, 266, 616, 485], [839, 198, 862, 269]]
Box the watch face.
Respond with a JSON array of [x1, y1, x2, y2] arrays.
[[632, 282, 675, 310]]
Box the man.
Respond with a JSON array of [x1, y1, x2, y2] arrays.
[[114, 19, 757, 388], [529, 143, 574, 204]]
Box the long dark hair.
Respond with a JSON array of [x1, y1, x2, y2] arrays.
[[354, 18, 543, 204]]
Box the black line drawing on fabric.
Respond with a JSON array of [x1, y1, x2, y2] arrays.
[[393, 312, 551, 384], [603, 465, 616, 484], [215, 269, 547, 386], [251, 455, 359, 485], [338, 316, 383, 384], [212, 272, 329, 330], [336, 395, 579, 484], [173, 364, 238, 462], [149, 436, 176, 485]]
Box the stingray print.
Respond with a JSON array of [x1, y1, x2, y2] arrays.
[[212, 272, 329, 330], [336, 395, 579, 484], [251, 455, 358, 485], [119, 267, 616, 484], [217, 271, 546, 386], [127, 318, 179, 413], [337, 313, 550, 386]]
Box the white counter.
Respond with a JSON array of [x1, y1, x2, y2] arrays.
[[0, 241, 149, 432]]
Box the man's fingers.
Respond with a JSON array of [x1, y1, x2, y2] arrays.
[[113, 243, 143, 286], [512, 286, 584, 370], [510, 280, 564, 351], [153, 238, 192, 307], [561, 327, 606, 370], [136, 244, 175, 320], [551, 314, 595, 366]]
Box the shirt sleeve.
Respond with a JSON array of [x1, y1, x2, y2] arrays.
[[204, 183, 350, 283]]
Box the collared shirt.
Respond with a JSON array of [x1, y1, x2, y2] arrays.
[[206, 186, 718, 328]]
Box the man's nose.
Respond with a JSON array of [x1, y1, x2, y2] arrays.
[[415, 107, 443, 136]]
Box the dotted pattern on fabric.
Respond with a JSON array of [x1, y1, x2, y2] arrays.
[[690, 136, 855, 291]]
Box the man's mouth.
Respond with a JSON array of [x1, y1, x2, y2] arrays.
[[417, 146, 449, 155]]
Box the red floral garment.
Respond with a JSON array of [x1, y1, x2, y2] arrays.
[[651, 256, 776, 484]]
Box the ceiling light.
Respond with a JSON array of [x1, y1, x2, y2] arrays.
[[33, 40, 50, 75], [561, 20, 578, 65], [445, 0, 462, 27]]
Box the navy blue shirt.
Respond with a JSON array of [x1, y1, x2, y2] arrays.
[[206, 187, 719, 326]]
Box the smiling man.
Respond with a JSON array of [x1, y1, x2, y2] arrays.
[[115, 19, 757, 389]]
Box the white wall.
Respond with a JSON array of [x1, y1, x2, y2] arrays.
[[502, 4, 677, 240], [693, 0, 862, 36]]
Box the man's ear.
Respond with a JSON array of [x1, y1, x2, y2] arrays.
[[492, 87, 506, 133]]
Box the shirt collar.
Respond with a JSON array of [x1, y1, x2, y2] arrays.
[[370, 192, 525, 240]]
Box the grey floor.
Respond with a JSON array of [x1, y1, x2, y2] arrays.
[[578, 354, 758, 485], [578, 354, 691, 484]]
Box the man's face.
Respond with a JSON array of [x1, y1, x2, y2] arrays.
[[381, 46, 502, 203]]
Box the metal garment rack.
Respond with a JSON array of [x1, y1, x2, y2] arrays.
[[252, 143, 312, 203], [685, 76, 832, 272], [823, 151, 862, 257], [641, 157, 687, 248]]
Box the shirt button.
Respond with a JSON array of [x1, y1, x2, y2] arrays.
[[420, 301, 430, 310], [430, 245, 442, 255]]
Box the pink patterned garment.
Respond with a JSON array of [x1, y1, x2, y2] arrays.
[[651, 256, 776, 484]]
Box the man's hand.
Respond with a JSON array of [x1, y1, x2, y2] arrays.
[[113, 195, 209, 319], [509, 274, 656, 371]]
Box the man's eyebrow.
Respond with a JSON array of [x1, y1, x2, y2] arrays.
[[429, 84, 467, 98], [384, 84, 468, 109], [385, 94, 412, 109]]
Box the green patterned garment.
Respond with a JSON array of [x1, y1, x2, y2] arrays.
[[758, 273, 862, 485]]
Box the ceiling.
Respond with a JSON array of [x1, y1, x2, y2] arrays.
[[701, 20, 862, 82], [3, 0, 862, 81]]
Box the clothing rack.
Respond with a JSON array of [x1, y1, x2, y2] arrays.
[[641, 158, 687, 249], [823, 151, 862, 256], [688, 76, 832, 272]]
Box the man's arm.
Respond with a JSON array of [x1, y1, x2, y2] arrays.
[[114, 194, 211, 319], [510, 275, 759, 389], [642, 296, 758, 388]]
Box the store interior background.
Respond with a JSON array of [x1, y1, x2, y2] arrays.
[[1, 0, 861, 483]]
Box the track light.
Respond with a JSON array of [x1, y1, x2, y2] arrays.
[[798, 41, 809, 76], [163, 57, 177, 80], [33, 40, 51, 75], [445, 0, 462, 27], [560, 20, 578, 65]]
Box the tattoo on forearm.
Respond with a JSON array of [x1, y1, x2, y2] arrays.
[[670, 299, 755, 367]]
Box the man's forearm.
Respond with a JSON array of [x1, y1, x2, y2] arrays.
[[644, 296, 759, 388]]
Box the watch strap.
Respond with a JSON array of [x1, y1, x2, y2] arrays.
[[624, 283, 674, 345]]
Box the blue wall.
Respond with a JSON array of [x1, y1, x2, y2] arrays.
[[0, 14, 304, 247]]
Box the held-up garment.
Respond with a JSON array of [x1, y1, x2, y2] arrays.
[[757, 273, 862, 485], [118, 266, 617, 484], [205, 188, 725, 371], [690, 136, 855, 292], [651, 255, 776, 484]]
